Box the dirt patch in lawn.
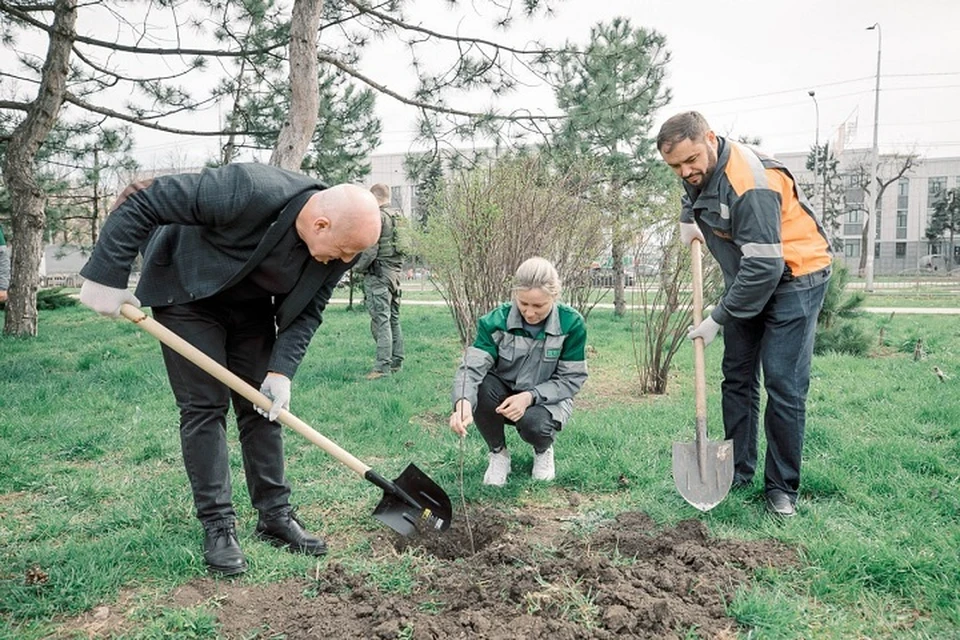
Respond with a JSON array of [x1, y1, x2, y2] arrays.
[[57, 506, 797, 639]]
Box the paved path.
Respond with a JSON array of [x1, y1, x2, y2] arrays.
[[331, 298, 960, 315], [860, 307, 960, 315]]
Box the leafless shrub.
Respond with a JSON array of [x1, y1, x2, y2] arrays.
[[628, 205, 723, 395], [421, 153, 607, 344]]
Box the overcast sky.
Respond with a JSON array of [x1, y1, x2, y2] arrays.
[[124, 0, 960, 166]]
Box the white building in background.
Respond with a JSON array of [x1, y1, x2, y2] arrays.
[[34, 150, 960, 281], [777, 150, 960, 275], [372, 146, 960, 276], [366, 152, 420, 217]]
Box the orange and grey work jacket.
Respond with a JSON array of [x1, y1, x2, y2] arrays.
[[681, 137, 833, 325]]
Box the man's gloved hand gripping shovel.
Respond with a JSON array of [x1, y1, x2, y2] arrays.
[[672, 239, 734, 511], [118, 303, 452, 537]]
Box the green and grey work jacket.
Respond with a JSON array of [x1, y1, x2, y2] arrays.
[[452, 302, 588, 426]]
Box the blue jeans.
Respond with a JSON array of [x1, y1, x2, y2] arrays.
[[720, 267, 829, 501], [152, 297, 292, 527]]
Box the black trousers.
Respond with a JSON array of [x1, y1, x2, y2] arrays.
[[474, 374, 559, 454], [152, 297, 291, 527]]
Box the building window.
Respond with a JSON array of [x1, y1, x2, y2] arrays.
[[844, 241, 860, 258], [928, 176, 947, 198], [896, 242, 906, 258], [846, 207, 861, 223], [897, 178, 909, 210], [390, 186, 402, 209]]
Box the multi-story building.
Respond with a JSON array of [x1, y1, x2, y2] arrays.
[[373, 146, 960, 275], [778, 150, 960, 275], [366, 152, 418, 214]]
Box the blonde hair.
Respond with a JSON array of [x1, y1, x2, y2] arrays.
[[513, 257, 561, 299]]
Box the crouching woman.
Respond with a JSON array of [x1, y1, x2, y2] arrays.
[[448, 257, 588, 485]]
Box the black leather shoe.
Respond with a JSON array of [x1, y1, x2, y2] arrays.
[[765, 491, 797, 518], [203, 523, 247, 576], [255, 512, 328, 556]]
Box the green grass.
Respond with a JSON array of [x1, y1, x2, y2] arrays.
[[1, 303, 960, 638]]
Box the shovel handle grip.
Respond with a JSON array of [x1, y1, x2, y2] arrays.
[[119, 303, 372, 477], [691, 241, 708, 436]]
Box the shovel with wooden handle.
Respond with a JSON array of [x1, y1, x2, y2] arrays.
[[118, 303, 452, 538], [672, 239, 734, 511]]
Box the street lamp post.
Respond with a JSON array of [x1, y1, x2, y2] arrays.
[[864, 22, 882, 291], [808, 90, 820, 213]]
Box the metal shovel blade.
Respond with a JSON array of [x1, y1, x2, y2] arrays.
[[672, 240, 734, 512], [116, 304, 453, 539], [672, 437, 734, 512], [370, 463, 453, 538]]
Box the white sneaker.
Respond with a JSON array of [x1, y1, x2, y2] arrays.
[[482, 449, 511, 486], [532, 445, 555, 481]]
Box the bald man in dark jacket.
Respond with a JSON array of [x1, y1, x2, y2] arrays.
[[80, 163, 380, 575]]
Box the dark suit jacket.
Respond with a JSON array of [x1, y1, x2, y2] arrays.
[[81, 163, 350, 378]]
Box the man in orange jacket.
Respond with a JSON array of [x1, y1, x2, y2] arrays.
[[657, 111, 832, 517]]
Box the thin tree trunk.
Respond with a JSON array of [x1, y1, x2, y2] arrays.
[[91, 147, 101, 245], [269, 0, 322, 171], [2, 0, 77, 337], [611, 231, 625, 316]]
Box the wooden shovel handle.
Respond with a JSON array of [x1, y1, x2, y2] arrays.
[[119, 303, 371, 477], [691, 240, 708, 440]]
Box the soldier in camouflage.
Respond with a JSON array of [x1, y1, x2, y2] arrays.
[[353, 183, 405, 378]]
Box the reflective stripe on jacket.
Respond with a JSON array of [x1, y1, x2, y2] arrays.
[[680, 138, 832, 324], [452, 302, 588, 425]]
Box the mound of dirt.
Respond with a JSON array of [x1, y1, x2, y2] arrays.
[[132, 507, 798, 639]]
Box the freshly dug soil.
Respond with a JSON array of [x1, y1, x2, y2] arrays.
[[65, 506, 796, 639]]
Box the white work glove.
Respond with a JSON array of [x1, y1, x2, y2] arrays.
[[680, 222, 705, 246], [79, 279, 141, 317], [688, 315, 722, 347], [257, 373, 291, 421]]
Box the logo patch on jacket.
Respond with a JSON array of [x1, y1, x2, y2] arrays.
[[546, 348, 562, 358]]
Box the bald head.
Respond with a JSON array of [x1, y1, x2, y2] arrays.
[[296, 184, 381, 264]]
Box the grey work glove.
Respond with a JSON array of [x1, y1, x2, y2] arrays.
[[79, 279, 141, 317], [257, 373, 291, 421], [687, 315, 721, 347], [680, 222, 706, 246]]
